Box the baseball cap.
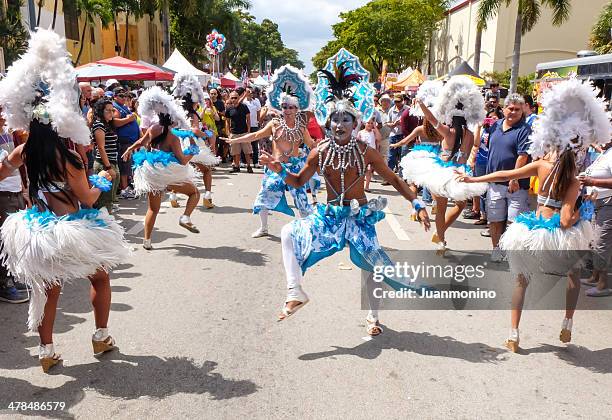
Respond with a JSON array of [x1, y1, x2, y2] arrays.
[[379, 94, 392, 102]]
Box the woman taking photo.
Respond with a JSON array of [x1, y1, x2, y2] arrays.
[[91, 99, 120, 213]]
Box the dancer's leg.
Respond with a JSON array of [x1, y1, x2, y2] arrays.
[[281, 223, 306, 311], [565, 270, 581, 320], [444, 200, 466, 230], [433, 195, 448, 242], [259, 209, 269, 230], [89, 269, 111, 329], [170, 183, 200, 217], [364, 271, 380, 320], [196, 164, 212, 193], [144, 192, 162, 241], [510, 274, 528, 329], [38, 285, 61, 345]]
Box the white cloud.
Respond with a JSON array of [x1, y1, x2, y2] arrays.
[[248, 0, 369, 74]]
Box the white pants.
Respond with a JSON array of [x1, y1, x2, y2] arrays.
[[280, 223, 380, 319]]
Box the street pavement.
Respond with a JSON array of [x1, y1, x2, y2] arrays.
[[1, 165, 612, 419]]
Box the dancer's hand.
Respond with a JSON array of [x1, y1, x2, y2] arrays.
[[122, 149, 133, 162], [259, 151, 282, 173], [417, 209, 431, 231], [98, 170, 113, 181], [218, 136, 233, 143], [455, 171, 473, 183]]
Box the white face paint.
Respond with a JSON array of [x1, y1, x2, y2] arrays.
[[330, 112, 356, 143]]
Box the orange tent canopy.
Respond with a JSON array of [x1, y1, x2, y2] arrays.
[[388, 69, 426, 90]]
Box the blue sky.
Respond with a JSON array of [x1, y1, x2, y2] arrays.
[[248, 0, 370, 75]]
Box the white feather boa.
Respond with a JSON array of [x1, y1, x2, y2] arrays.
[[528, 78, 612, 159], [0, 29, 90, 145], [132, 153, 200, 195], [137, 86, 190, 129], [180, 137, 221, 166], [171, 73, 205, 105], [434, 76, 485, 126], [0, 207, 131, 330]]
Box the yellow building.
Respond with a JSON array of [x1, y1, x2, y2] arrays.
[[425, 0, 609, 77], [20, 0, 164, 65]]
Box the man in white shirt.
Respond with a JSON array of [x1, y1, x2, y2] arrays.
[[242, 88, 262, 165], [385, 93, 408, 173], [0, 106, 29, 303]]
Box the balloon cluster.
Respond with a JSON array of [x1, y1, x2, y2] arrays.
[[206, 29, 226, 56]]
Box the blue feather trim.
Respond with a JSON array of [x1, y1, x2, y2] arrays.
[[21, 206, 108, 228], [183, 144, 201, 156], [515, 202, 594, 231], [132, 149, 179, 168], [89, 175, 113, 192]]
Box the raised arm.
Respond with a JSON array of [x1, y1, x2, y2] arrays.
[[391, 126, 423, 149], [259, 149, 319, 188], [221, 120, 274, 144], [419, 100, 451, 139]]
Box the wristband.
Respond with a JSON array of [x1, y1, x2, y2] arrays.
[[411, 198, 426, 212], [279, 164, 289, 180], [183, 144, 201, 156], [89, 175, 112, 192]]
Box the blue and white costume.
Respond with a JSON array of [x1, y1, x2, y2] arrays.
[[173, 128, 220, 167], [132, 147, 199, 196], [254, 149, 313, 217], [1, 204, 130, 330]]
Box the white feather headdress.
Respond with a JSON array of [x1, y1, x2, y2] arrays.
[[410, 80, 443, 117], [171, 73, 205, 105], [528, 79, 612, 158], [137, 86, 190, 129], [0, 29, 90, 145], [434, 76, 485, 126]]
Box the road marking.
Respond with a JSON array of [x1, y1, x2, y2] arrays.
[[384, 207, 410, 241], [127, 222, 144, 235]]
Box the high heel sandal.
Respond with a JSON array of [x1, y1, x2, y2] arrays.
[[560, 318, 572, 343], [169, 192, 179, 208], [366, 316, 383, 336], [39, 344, 62, 373], [504, 329, 520, 353], [92, 334, 116, 355]]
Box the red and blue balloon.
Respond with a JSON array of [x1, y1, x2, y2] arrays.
[[206, 29, 226, 56]]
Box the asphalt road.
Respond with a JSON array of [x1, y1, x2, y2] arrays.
[[1, 165, 611, 419]]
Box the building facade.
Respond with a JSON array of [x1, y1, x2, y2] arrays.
[[20, 0, 164, 65], [425, 0, 609, 77]]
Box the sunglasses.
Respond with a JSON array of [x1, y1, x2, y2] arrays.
[[281, 105, 297, 110], [115, 94, 126, 98]]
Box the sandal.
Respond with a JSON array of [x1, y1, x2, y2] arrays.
[[366, 317, 383, 336], [278, 288, 309, 321], [93, 335, 116, 355], [463, 210, 480, 219], [39, 344, 62, 373], [179, 216, 200, 233], [474, 219, 488, 226]]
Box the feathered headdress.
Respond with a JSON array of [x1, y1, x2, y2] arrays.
[[529, 78, 612, 158], [137, 86, 190, 129], [266, 64, 313, 113], [0, 29, 90, 145], [171, 73, 205, 105], [410, 80, 443, 117], [434, 76, 485, 126], [314, 48, 375, 124]]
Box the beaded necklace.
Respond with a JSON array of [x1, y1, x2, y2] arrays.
[[273, 113, 306, 157], [318, 136, 367, 204]]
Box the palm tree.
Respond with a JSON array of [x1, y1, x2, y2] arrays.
[[473, 27, 482, 73], [477, 0, 571, 93], [75, 0, 112, 65], [36, 0, 44, 26]]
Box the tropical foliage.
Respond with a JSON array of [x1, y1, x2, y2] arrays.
[[590, 1, 612, 54]]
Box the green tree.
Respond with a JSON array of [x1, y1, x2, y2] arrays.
[[75, 0, 113, 65], [590, 1, 612, 54], [312, 0, 447, 79], [482, 69, 536, 96], [0, 0, 28, 67], [477, 0, 571, 93]]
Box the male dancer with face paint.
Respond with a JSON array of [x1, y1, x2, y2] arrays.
[[260, 52, 431, 336]]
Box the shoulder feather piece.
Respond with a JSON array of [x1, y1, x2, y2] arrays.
[[434, 76, 485, 126], [137, 86, 190, 129], [171, 73, 205, 105]]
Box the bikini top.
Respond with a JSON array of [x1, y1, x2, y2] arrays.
[[39, 181, 70, 193], [537, 194, 562, 209]]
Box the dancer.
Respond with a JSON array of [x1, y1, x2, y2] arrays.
[[122, 86, 200, 250], [401, 76, 487, 254], [259, 49, 430, 336], [0, 29, 130, 372], [222, 65, 319, 238], [172, 73, 220, 209], [457, 78, 610, 352]]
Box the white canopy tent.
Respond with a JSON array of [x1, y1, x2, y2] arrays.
[[252, 75, 269, 88], [163, 49, 210, 84]]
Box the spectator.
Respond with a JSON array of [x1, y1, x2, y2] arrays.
[[467, 108, 504, 227], [79, 82, 92, 117], [523, 94, 537, 127], [356, 117, 381, 192], [385, 93, 408, 175], [91, 99, 120, 213], [577, 141, 612, 297], [485, 81, 501, 103], [225, 90, 253, 173], [400, 97, 420, 157], [112, 87, 140, 199], [0, 106, 29, 304], [377, 94, 393, 174], [200, 93, 220, 154], [209, 88, 228, 160], [485, 94, 532, 262], [242, 87, 262, 165], [104, 78, 120, 94]]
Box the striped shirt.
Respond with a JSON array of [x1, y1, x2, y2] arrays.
[[91, 120, 118, 163]]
